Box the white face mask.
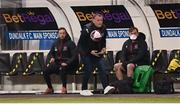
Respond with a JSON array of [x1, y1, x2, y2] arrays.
[[130, 34, 137, 40]]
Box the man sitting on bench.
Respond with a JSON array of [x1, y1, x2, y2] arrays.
[[43, 27, 78, 94], [104, 27, 149, 94]]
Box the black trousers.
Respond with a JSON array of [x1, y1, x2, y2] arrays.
[[81, 56, 109, 90], [43, 63, 68, 89]]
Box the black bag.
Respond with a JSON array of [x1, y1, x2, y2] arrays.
[[153, 73, 174, 94], [110, 78, 133, 94]]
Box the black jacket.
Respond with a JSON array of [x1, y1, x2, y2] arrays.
[[78, 22, 107, 57], [48, 34, 78, 67], [121, 32, 149, 66]]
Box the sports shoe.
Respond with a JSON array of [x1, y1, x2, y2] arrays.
[[104, 86, 115, 95], [80, 90, 93, 96], [60, 87, 67, 94], [43, 88, 54, 94]]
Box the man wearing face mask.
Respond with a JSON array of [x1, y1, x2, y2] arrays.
[[78, 13, 108, 96], [103, 27, 149, 94], [114, 27, 149, 81]]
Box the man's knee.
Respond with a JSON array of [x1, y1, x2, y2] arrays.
[[43, 68, 49, 75], [114, 63, 123, 71], [127, 63, 135, 77], [84, 64, 93, 73], [127, 63, 135, 70], [43, 66, 53, 75]]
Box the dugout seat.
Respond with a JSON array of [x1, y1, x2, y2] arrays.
[[0, 53, 11, 75], [151, 50, 168, 72], [6, 52, 27, 76], [23, 52, 44, 75], [103, 51, 114, 74], [115, 51, 122, 64]]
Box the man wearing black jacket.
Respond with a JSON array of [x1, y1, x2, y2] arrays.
[[43, 27, 78, 94], [78, 13, 108, 96], [114, 27, 149, 80], [104, 27, 149, 94]]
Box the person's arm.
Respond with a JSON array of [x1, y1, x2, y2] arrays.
[[129, 40, 148, 63], [47, 42, 56, 63], [49, 42, 56, 58], [77, 27, 89, 55], [97, 27, 107, 55], [66, 41, 78, 65], [102, 28, 107, 49], [121, 41, 128, 64]]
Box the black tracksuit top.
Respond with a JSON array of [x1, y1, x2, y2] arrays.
[[49, 34, 78, 66], [78, 22, 108, 57], [121, 33, 149, 66]]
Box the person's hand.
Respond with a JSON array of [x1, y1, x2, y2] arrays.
[[61, 63, 68, 67], [60, 63, 68, 70], [91, 50, 100, 57], [98, 48, 106, 55], [97, 51, 104, 55], [50, 58, 55, 63]]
